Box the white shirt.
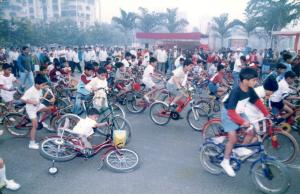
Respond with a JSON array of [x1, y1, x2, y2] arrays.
[[73, 117, 97, 137], [168, 66, 187, 87], [142, 65, 154, 84], [122, 59, 131, 68], [58, 49, 66, 58], [72, 51, 80, 63], [0, 74, 16, 102], [270, 79, 292, 102], [21, 86, 43, 111], [208, 64, 217, 76], [233, 52, 243, 72], [65, 50, 73, 61], [156, 49, 167, 63], [174, 55, 185, 68], [86, 77, 108, 108], [83, 51, 91, 62], [99, 49, 108, 62]]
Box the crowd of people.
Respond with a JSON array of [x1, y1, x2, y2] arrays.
[[0, 43, 300, 190]]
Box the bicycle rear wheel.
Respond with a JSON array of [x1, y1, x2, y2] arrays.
[[149, 101, 170, 125], [251, 159, 290, 194], [196, 100, 212, 116], [111, 104, 125, 119], [199, 143, 223, 174], [4, 113, 31, 137], [263, 130, 299, 164], [105, 148, 139, 173], [126, 92, 146, 114], [202, 121, 224, 139], [40, 136, 77, 162]]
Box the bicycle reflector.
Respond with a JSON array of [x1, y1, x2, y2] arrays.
[[133, 83, 141, 91]]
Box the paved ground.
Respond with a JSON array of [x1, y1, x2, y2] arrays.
[[1, 106, 300, 194]]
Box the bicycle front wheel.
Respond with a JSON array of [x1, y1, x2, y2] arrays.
[[56, 114, 81, 135], [149, 101, 170, 125], [263, 130, 299, 164], [196, 100, 212, 116], [125, 92, 146, 114], [187, 107, 209, 131], [111, 104, 125, 119], [199, 143, 223, 175], [105, 148, 139, 173], [40, 136, 77, 162], [4, 113, 31, 137], [251, 159, 290, 194]]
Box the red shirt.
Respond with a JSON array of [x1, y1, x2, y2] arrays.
[[210, 72, 224, 84]]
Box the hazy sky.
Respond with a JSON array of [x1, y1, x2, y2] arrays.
[[100, 0, 249, 32]]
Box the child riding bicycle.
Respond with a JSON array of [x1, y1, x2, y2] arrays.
[[220, 68, 270, 177]]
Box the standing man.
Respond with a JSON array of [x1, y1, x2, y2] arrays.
[[156, 46, 168, 74], [232, 48, 245, 88], [99, 46, 108, 67], [9, 47, 19, 77], [17, 46, 34, 90], [72, 48, 82, 74]]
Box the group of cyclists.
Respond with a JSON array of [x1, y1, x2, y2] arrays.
[[0, 44, 300, 191]]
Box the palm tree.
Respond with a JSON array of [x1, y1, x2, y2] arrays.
[[137, 7, 164, 32], [211, 13, 241, 47], [163, 8, 189, 33], [112, 9, 137, 43]]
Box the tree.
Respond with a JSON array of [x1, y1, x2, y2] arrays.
[[246, 0, 300, 47], [136, 7, 164, 32], [163, 8, 188, 33], [211, 13, 241, 47]]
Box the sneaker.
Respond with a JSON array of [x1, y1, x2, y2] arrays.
[[0, 180, 6, 189], [233, 147, 253, 157], [220, 160, 236, 177], [28, 142, 39, 150], [5, 179, 20, 190]]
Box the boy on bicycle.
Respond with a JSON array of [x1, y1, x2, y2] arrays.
[[208, 64, 230, 97], [221, 68, 269, 177], [142, 57, 162, 102], [73, 108, 108, 149], [166, 59, 194, 111], [21, 74, 49, 149]]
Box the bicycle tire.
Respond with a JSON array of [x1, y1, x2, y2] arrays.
[[186, 107, 209, 131], [199, 143, 223, 174], [149, 101, 171, 126], [202, 121, 224, 139], [0, 103, 8, 124], [111, 104, 126, 119], [125, 92, 146, 114], [40, 136, 77, 162], [263, 130, 299, 164], [251, 159, 290, 194], [4, 113, 31, 137], [104, 148, 139, 173], [56, 114, 81, 135]]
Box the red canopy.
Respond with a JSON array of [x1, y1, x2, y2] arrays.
[[136, 32, 207, 40]]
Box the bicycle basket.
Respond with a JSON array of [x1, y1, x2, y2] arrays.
[[113, 130, 127, 148]]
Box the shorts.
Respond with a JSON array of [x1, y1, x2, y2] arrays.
[[221, 108, 248, 132], [143, 80, 155, 89], [166, 83, 181, 96], [270, 100, 284, 114], [26, 104, 46, 119], [208, 82, 218, 95]]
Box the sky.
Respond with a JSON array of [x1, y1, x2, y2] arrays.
[[99, 0, 250, 32]]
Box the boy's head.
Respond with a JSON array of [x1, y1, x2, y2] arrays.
[[239, 67, 258, 88], [282, 52, 293, 63], [84, 63, 95, 76], [39, 65, 48, 75], [97, 67, 108, 80], [34, 74, 48, 90], [87, 108, 100, 121], [149, 57, 157, 66], [284, 71, 296, 85], [183, 59, 194, 72], [115, 62, 125, 71], [276, 63, 287, 74], [263, 75, 278, 98], [2, 63, 12, 75], [217, 64, 225, 72]]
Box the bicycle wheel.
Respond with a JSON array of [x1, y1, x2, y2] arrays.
[[0, 103, 8, 124], [40, 137, 77, 162], [56, 114, 81, 135], [263, 130, 299, 164], [3, 113, 31, 137], [251, 159, 290, 194], [111, 104, 125, 119], [149, 101, 171, 125], [126, 92, 146, 114], [55, 98, 73, 114], [199, 143, 223, 174], [196, 100, 212, 116], [187, 107, 209, 131], [202, 121, 224, 139], [97, 116, 132, 144], [105, 148, 139, 173]]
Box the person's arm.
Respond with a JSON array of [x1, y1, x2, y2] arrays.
[[21, 93, 39, 105], [254, 99, 269, 116], [227, 109, 246, 125]]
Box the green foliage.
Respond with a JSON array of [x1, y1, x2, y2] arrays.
[[163, 8, 189, 33], [137, 7, 164, 32], [112, 9, 137, 32]]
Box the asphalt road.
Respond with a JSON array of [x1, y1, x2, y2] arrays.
[[1, 105, 300, 194]]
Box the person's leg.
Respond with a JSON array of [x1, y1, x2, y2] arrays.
[[0, 158, 21, 190], [30, 119, 38, 142], [217, 87, 227, 97], [72, 93, 83, 115], [220, 130, 237, 177], [18, 72, 26, 89], [27, 72, 34, 89], [76, 62, 82, 73], [282, 105, 294, 119], [233, 71, 239, 88]]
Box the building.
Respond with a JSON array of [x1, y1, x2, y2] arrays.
[[0, 0, 100, 27]]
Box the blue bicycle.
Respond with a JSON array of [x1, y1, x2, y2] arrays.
[[199, 118, 290, 194]]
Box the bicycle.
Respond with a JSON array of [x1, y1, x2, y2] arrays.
[[199, 118, 290, 194], [39, 117, 139, 173], [201, 116, 299, 164]]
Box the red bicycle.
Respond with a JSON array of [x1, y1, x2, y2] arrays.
[[39, 117, 140, 173]]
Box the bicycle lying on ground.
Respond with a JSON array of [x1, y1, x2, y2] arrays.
[[199, 118, 290, 194]]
